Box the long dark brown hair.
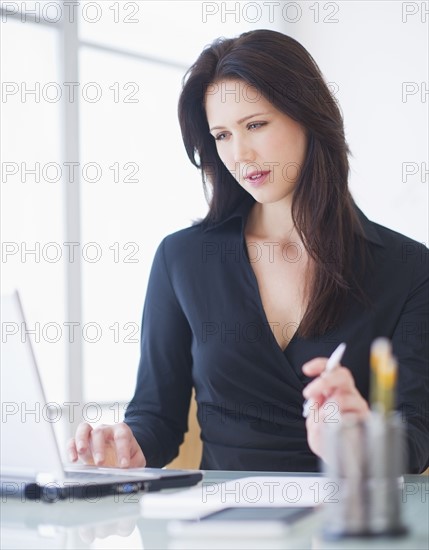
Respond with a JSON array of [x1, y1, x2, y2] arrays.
[[178, 29, 367, 338]]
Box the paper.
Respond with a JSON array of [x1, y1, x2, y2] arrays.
[[140, 476, 335, 519]]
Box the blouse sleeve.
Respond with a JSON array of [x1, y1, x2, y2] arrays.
[[124, 237, 193, 467], [392, 242, 429, 473]]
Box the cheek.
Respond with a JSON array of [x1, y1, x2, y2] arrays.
[[273, 135, 306, 166], [217, 146, 235, 171]]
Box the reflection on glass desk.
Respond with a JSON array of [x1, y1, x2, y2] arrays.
[[1, 472, 428, 549], [0, 495, 142, 549]]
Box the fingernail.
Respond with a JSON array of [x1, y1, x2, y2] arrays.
[[94, 453, 103, 464], [120, 458, 129, 468], [68, 452, 76, 462]]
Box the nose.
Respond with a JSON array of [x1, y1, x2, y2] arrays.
[[232, 135, 255, 165]]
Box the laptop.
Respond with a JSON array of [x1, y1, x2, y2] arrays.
[[0, 290, 202, 502]]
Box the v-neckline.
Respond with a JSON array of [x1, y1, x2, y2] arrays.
[[241, 237, 302, 355], [238, 197, 305, 356]]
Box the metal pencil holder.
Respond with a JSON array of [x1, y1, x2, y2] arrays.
[[322, 410, 408, 539]]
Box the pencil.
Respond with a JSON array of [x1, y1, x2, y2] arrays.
[[370, 337, 397, 414], [302, 342, 347, 418]]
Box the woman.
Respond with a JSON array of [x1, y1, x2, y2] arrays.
[[69, 30, 428, 473]]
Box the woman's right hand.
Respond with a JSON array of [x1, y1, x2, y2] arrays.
[[67, 422, 146, 468]]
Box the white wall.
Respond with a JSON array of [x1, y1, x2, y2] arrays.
[[283, 0, 428, 243]]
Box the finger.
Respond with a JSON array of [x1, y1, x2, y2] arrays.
[[123, 424, 147, 468], [112, 424, 133, 468], [94, 523, 117, 539], [67, 438, 78, 462], [129, 438, 146, 468], [90, 425, 109, 465], [74, 422, 93, 454], [303, 367, 355, 399], [302, 358, 328, 376], [116, 519, 137, 537], [332, 393, 370, 417], [304, 398, 326, 425]]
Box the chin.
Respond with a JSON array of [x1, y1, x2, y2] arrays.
[[246, 187, 295, 205]]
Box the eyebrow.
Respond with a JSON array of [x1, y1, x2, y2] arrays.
[[209, 112, 269, 132]]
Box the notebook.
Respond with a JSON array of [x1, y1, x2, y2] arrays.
[[0, 290, 202, 502]]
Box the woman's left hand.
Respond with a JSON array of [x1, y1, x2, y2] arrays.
[[302, 358, 370, 461]]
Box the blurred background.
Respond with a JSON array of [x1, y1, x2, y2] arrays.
[[1, 1, 428, 453]]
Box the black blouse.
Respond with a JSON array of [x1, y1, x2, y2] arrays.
[[124, 195, 429, 473]]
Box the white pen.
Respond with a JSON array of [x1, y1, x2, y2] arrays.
[[302, 342, 347, 418]]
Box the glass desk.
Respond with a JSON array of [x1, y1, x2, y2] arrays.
[[1, 471, 428, 549]]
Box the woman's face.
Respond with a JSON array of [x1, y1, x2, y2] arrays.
[[205, 79, 307, 205]]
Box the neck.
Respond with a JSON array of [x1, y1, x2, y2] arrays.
[[245, 196, 298, 242]]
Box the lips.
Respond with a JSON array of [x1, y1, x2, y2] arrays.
[[243, 170, 271, 187]]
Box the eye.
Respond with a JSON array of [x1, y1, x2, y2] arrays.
[[248, 122, 266, 130], [214, 132, 229, 141]]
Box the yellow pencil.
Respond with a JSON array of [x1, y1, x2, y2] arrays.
[[370, 337, 397, 414], [378, 355, 398, 415]]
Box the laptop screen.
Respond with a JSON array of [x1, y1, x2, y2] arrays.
[[1, 291, 65, 481]]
